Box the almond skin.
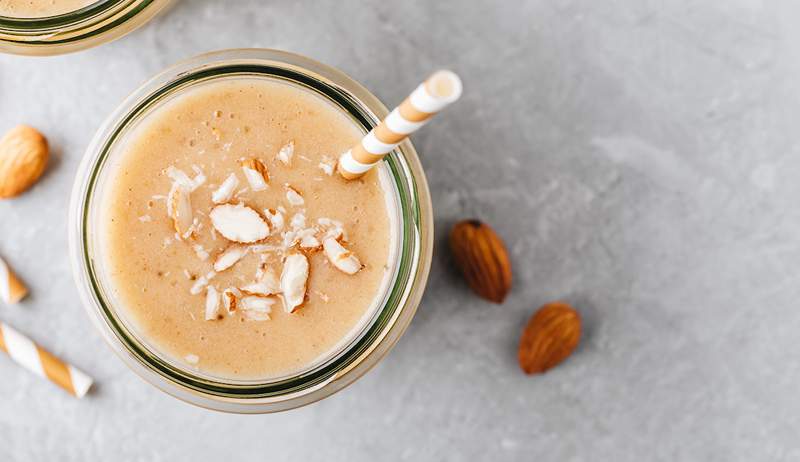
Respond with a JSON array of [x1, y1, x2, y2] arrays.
[[0, 125, 48, 199], [449, 219, 512, 303], [518, 302, 581, 374]]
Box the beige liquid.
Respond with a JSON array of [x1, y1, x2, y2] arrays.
[[98, 77, 395, 380], [0, 0, 95, 17]]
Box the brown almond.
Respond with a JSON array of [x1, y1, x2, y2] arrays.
[[518, 302, 581, 374], [0, 125, 49, 199], [449, 219, 512, 303]]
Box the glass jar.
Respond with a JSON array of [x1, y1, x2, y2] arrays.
[[0, 0, 172, 55], [68, 49, 434, 413]]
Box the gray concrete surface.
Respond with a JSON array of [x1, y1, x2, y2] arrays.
[[1, 0, 799, 460]]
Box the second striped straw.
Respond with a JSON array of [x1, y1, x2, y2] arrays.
[[338, 70, 463, 180]]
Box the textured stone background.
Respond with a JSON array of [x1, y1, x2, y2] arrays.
[[1, 0, 799, 460]]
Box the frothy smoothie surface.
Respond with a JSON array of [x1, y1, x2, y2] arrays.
[[98, 77, 396, 380], [0, 0, 95, 17]]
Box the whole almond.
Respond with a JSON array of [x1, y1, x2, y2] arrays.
[[0, 125, 49, 199], [518, 301, 581, 374], [449, 219, 512, 303]]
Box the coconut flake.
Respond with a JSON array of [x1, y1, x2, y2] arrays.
[[318, 156, 335, 176], [213, 245, 248, 272], [240, 296, 276, 321], [276, 141, 294, 166], [264, 208, 284, 233], [205, 286, 221, 320], [193, 244, 210, 261], [241, 269, 280, 296], [209, 203, 269, 243], [212, 173, 239, 204], [285, 185, 304, 206], [323, 238, 362, 275], [241, 158, 269, 191], [280, 253, 309, 313], [190, 274, 209, 295], [167, 183, 194, 239]]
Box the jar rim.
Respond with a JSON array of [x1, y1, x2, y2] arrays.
[[0, 0, 171, 55], [68, 49, 434, 413]]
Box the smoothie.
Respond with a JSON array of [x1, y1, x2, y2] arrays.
[[97, 77, 397, 380], [0, 0, 95, 17]]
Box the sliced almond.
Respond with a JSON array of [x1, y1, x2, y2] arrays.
[[166, 166, 195, 191], [167, 183, 194, 239], [205, 286, 221, 320], [280, 253, 309, 313], [298, 228, 321, 250], [213, 244, 248, 272], [323, 237, 362, 275], [212, 173, 239, 204], [241, 158, 269, 191], [209, 203, 269, 243], [285, 185, 304, 206], [317, 217, 345, 241], [240, 296, 276, 321], [264, 208, 284, 233], [222, 287, 240, 314], [276, 141, 294, 166], [241, 269, 280, 296]]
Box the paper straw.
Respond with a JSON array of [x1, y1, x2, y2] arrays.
[[0, 256, 27, 304], [338, 70, 463, 180], [0, 321, 93, 398]]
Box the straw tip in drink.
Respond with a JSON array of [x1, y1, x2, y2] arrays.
[[427, 70, 463, 103]]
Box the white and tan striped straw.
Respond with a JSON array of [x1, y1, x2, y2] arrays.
[[0, 256, 27, 304], [338, 70, 463, 180], [0, 321, 93, 398]]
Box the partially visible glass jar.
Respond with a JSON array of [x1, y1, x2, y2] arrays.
[[0, 0, 172, 55], [69, 49, 434, 413]]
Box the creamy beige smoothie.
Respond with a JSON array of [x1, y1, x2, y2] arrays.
[[98, 77, 397, 380], [0, 0, 95, 17]]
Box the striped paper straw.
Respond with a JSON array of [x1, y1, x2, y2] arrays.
[[0, 256, 27, 304], [0, 321, 93, 398], [338, 70, 463, 180]]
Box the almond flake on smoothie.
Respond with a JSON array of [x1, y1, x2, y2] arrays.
[[264, 208, 284, 233], [241, 158, 270, 191], [298, 228, 321, 250], [285, 185, 304, 206], [280, 253, 309, 313], [222, 287, 240, 314], [212, 173, 239, 204], [323, 237, 362, 275], [318, 217, 345, 241], [276, 141, 294, 166], [167, 183, 194, 240], [241, 268, 280, 296], [209, 203, 270, 243], [190, 271, 216, 295], [205, 286, 221, 320], [240, 296, 276, 321], [213, 244, 248, 272]]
